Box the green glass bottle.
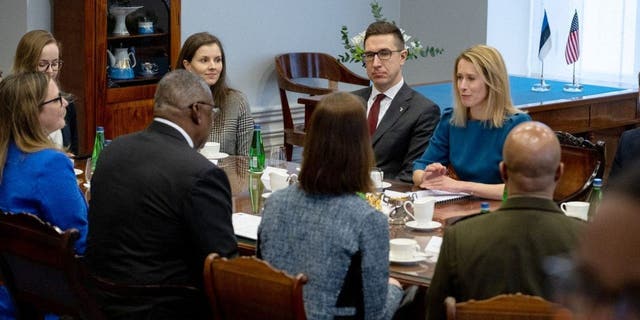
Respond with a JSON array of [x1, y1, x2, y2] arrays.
[[90, 126, 105, 172], [502, 185, 508, 203], [249, 124, 265, 172], [587, 178, 603, 221]]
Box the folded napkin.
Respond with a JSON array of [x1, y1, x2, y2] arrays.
[[260, 166, 288, 191]]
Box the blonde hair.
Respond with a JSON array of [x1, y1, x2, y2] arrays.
[[0, 72, 58, 182], [12, 30, 59, 74], [451, 45, 523, 128]]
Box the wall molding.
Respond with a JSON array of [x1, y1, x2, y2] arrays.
[[252, 104, 304, 150]]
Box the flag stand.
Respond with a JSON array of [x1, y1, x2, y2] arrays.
[[531, 61, 551, 92], [563, 63, 583, 92]]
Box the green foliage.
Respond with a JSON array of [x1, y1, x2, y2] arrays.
[[338, 1, 444, 64]]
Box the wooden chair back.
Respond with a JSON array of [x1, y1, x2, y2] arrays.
[[203, 253, 308, 320], [274, 52, 370, 160], [445, 293, 573, 320], [0, 212, 105, 319], [553, 131, 605, 202]]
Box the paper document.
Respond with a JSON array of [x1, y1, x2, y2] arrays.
[[232, 212, 262, 240], [425, 236, 443, 254], [424, 236, 443, 263], [384, 189, 470, 203]]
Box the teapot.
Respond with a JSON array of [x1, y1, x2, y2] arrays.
[[107, 47, 137, 80]]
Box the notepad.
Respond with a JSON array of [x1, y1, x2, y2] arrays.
[[384, 189, 470, 204], [232, 213, 261, 240], [424, 236, 443, 263]]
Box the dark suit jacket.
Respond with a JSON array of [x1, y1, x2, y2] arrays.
[[85, 121, 237, 319], [610, 127, 640, 180], [62, 101, 79, 154], [353, 83, 440, 182], [426, 197, 584, 320]]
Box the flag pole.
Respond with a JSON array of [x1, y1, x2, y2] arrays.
[[563, 62, 583, 92], [532, 9, 551, 92], [532, 60, 550, 92]]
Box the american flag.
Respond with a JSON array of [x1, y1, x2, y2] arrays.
[[565, 10, 580, 64]]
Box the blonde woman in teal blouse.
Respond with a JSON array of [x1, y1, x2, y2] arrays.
[[413, 45, 530, 200]]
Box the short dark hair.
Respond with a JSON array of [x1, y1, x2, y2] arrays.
[[299, 92, 374, 195], [154, 69, 211, 111], [364, 21, 404, 50]]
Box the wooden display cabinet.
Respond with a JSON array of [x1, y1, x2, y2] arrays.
[[53, 0, 180, 154]]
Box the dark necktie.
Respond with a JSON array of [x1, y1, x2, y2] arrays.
[[368, 93, 386, 136]]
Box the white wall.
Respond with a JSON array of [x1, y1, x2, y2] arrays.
[[0, 1, 28, 74], [0, 0, 51, 74], [400, 0, 488, 85], [486, 0, 531, 76], [0, 0, 488, 145], [181, 0, 398, 113]]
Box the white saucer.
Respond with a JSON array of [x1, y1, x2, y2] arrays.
[[406, 220, 442, 231], [262, 192, 272, 199], [389, 253, 427, 264], [376, 182, 392, 189], [74, 168, 83, 176], [207, 152, 229, 160]]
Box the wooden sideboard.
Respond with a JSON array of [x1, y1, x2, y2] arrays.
[[53, 0, 181, 155]]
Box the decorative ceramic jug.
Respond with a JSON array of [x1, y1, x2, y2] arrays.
[[107, 47, 137, 80]]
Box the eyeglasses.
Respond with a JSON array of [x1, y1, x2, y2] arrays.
[[40, 93, 64, 107], [37, 59, 64, 71], [188, 102, 219, 115], [363, 49, 403, 62]]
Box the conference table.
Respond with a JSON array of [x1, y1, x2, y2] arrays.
[[215, 155, 501, 288], [298, 75, 639, 178]]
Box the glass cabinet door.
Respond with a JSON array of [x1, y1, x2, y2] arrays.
[[106, 0, 172, 88]]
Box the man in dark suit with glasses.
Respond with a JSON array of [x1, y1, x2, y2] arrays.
[[85, 70, 236, 319], [353, 21, 440, 183]]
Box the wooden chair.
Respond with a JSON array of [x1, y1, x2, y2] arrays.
[[445, 293, 573, 320], [203, 253, 308, 320], [274, 52, 370, 160], [553, 131, 605, 202], [0, 212, 106, 319]]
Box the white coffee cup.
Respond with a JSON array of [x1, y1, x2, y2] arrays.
[[389, 238, 421, 260], [200, 142, 220, 158], [403, 197, 436, 226], [269, 171, 289, 191], [370, 167, 384, 188], [561, 201, 590, 221]]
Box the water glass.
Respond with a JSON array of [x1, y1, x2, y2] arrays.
[[84, 158, 93, 185], [268, 146, 286, 168]]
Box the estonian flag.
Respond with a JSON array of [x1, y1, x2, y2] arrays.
[[538, 10, 552, 61]]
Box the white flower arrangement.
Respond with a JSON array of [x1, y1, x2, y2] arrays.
[[339, 1, 444, 64]]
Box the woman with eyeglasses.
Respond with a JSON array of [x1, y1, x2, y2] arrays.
[[12, 30, 79, 155], [175, 32, 254, 156], [0, 72, 88, 319]]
